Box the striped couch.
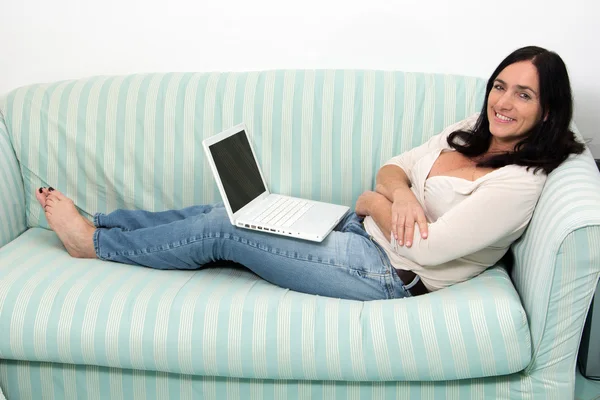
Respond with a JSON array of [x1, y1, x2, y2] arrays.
[[0, 71, 599, 400]]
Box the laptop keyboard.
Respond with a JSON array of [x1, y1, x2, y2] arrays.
[[252, 197, 314, 228]]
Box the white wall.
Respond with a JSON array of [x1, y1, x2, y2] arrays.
[[2, 0, 599, 148]]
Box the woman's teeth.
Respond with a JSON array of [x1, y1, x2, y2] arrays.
[[496, 113, 514, 122]]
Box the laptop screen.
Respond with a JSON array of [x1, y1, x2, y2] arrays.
[[208, 130, 266, 214]]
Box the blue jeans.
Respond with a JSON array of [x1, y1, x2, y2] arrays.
[[92, 203, 411, 301]]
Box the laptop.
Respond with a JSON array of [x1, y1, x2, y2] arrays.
[[203, 123, 349, 242]]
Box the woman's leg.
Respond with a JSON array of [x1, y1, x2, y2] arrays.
[[37, 187, 220, 231], [93, 207, 409, 301], [93, 203, 225, 231], [39, 188, 410, 300]]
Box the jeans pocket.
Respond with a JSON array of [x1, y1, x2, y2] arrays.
[[368, 236, 389, 264], [340, 213, 370, 238]]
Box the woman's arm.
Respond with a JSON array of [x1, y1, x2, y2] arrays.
[[371, 114, 481, 246], [373, 166, 429, 245], [390, 173, 544, 266], [375, 165, 411, 202], [355, 191, 393, 242]]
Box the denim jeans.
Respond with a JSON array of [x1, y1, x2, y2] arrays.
[[93, 203, 411, 301]]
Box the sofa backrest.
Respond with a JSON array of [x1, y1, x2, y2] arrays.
[[0, 71, 485, 226], [0, 106, 26, 248]]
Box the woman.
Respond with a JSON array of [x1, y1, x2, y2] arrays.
[[36, 46, 584, 301]]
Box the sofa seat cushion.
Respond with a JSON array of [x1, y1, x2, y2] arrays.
[[0, 228, 532, 381]]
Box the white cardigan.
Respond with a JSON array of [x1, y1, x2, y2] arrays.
[[363, 114, 547, 291]]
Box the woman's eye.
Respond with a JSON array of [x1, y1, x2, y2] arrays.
[[494, 84, 504, 91], [519, 93, 531, 100]]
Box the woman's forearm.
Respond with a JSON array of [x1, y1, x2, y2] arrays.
[[368, 195, 393, 243], [375, 165, 412, 202]]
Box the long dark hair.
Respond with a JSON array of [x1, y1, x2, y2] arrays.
[[447, 46, 584, 175]]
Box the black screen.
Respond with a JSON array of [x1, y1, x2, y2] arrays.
[[209, 130, 266, 213]]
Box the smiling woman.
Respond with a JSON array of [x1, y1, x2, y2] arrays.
[[488, 61, 544, 148], [367, 45, 587, 292], [447, 45, 585, 175]]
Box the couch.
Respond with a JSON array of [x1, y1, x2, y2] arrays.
[[1, 70, 599, 399]]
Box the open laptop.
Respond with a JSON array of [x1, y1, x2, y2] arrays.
[[203, 123, 349, 242]]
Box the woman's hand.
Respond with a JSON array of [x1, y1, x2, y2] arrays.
[[391, 187, 428, 247], [355, 191, 381, 217]]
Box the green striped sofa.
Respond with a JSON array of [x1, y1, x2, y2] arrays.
[[1, 71, 599, 400]]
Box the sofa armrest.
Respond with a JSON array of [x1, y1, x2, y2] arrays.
[[510, 151, 600, 374], [0, 106, 26, 248]]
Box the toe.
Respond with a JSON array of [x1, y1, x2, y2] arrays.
[[35, 188, 46, 207], [47, 193, 62, 203], [49, 188, 66, 200]]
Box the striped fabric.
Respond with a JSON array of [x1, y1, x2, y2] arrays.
[[1, 71, 600, 398], [0, 357, 585, 400], [512, 154, 600, 341], [0, 105, 26, 249], [510, 154, 600, 395], [0, 71, 485, 229], [0, 228, 530, 382], [1, 234, 598, 399]]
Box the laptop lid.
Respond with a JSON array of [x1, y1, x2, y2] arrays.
[[202, 123, 271, 223]]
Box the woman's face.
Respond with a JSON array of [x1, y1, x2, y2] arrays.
[[487, 61, 544, 147]]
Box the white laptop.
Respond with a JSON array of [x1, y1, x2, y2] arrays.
[[203, 123, 349, 242]]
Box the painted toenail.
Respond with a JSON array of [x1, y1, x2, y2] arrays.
[[49, 187, 55, 192]]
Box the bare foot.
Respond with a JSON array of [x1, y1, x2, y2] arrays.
[[43, 189, 97, 258], [36, 187, 95, 228]]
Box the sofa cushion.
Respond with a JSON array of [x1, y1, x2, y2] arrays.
[[0, 228, 532, 381]]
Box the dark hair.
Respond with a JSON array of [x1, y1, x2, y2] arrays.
[[447, 46, 585, 175]]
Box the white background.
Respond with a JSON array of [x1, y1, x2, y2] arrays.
[[1, 0, 598, 148]]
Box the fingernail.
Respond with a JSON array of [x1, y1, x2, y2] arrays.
[[38, 187, 43, 193], [49, 187, 54, 192], [406, 241, 411, 247], [423, 233, 428, 238], [398, 241, 403, 246]]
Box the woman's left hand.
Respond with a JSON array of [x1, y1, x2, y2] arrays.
[[355, 191, 380, 217]]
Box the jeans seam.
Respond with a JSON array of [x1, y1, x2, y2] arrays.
[[371, 240, 412, 295], [101, 231, 382, 275], [93, 213, 102, 228], [368, 235, 398, 298], [93, 228, 104, 260]]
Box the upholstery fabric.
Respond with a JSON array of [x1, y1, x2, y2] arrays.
[[2, 71, 600, 399], [0, 228, 530, 382], [1, 71, 485, 228], [0, 104, 26, 249]]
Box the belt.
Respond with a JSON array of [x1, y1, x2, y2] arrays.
[[395, 269, 429, 296]]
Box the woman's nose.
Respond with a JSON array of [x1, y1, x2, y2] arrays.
[[495, 92, 513, 110]]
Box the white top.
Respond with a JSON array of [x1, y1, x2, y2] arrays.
[[363, 114, 547, 291]]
